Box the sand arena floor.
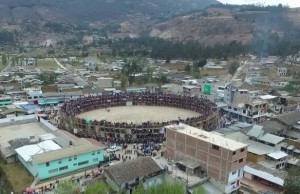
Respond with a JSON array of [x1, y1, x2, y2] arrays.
[[77, 105, 200, 123]]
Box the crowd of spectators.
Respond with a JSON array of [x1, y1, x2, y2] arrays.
[[60, 93, 218, 143]]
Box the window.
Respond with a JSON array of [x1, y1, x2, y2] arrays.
[[232, 171, 236, 175], [78, 161, 89, 166], [92, 152, 95, 156], [233, 151, 236, 155], [93, 158, 98, 162], [59, 166, 68, 171], [276, 164, 281, 169], [73, 163, 77, 166], [241, 148, 245, 152], [58, 160, 62, 164], [239, 158, 243, 163], [46, 162, 50, 167], [48, 168, 58, 174], [212, 144, 219, 151], [68, 157, 72, 161], [74, 155, 77, 160], [97, 151, 100, 154]]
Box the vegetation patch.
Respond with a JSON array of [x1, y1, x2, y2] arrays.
[[2, 162, 33, 193], [37, 58, 59, 70]]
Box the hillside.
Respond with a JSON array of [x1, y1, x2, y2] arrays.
[[149, 6, 300, 45], [0, 0, 219, 23], [1, 2, 300, 49]]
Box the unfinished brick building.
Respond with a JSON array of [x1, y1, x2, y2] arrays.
[[165, 123, 247, 194]]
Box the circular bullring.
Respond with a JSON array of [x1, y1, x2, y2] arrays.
[[77, 106, 201, 123], [60, 93, 218, 144]]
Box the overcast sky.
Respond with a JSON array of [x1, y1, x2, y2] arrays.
[[218, 0, 300, 8]]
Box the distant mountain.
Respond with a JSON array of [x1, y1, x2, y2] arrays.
[[0, 0, 219, 23], [149, 5, 300, 45]]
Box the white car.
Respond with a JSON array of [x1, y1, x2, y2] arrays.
[[106, 146, 121, 153]]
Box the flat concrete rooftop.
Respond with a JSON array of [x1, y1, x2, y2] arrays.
[[165, 123, 247, 151], [0, 122, 47, 148]]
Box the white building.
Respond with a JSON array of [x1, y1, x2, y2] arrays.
[[277, 67, 287, 77], [96, 77, 113, 89]]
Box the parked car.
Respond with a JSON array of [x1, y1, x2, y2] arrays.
[[106, 145, 121, 153]]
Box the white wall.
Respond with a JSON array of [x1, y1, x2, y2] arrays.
[[39, 117, 58, 132], [225, 180, 238, 193], [228, 167, 243, 183], [0, 115, 36, 124]]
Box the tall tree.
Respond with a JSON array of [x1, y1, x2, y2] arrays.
[[84, 181, 110, 194], [146, 67, 154, 83], [197, 59, 207, 68], [228, 61, 239, 75], [193, 186, 205, 194], [146, 182, 185, 194], [184, 64, 191, 74], [2, 55, 7, 66], [122, 58, 142, 85], [132, 184, 145, 194], [54, 180, 80, 194], [120, 74, 128, 89]]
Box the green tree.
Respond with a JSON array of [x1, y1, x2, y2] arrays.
[[197, 59, 207, 68], [193, 71, 201, 79], [284, 167, 300, 194], [84, 181, 110, 194], [120, 74, 128, 89], [165, 57, 171, 64], [2, 55, 7, 66], [37, 72, 58, 85], [159, 74, 168, 84], [132, 184, 145, 194], [11, 56, 16, 66], [228, 61, 239, 75], [146, 182, 184, 194], [146, 67, 154, 83], [184, 64, 191, 74], [284, 82, 298, 93], [55, 180, 80, 194], [193, 186, 205, 194], [122, 58, 142, 85]]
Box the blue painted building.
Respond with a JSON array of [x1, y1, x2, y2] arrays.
[[16, 138, 106, 180]]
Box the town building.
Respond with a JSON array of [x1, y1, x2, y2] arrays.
[[24, 87, 43, 103], [218, 85, 269, 123], [104, 157, 163, 193], [277, 67, 287, 77], [223, 87, 249, 105], [270, 81, 289, 89], [183, 85, 201, 96], [29, 138, 106, 180], [0, 114, 106, 180], [218, 123, 288, 193], [165, 123, 247, 194], [96, 77, 113, 89]]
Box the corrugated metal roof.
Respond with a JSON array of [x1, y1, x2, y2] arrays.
[[105, 157, 162, 186], [244, 163, 287, 186], [267, 151, 288, 160], [32, 139, 105, 164], [258, 133, 284, 145], [15, 140, 61, 162], [247, 125, 264, 138]]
